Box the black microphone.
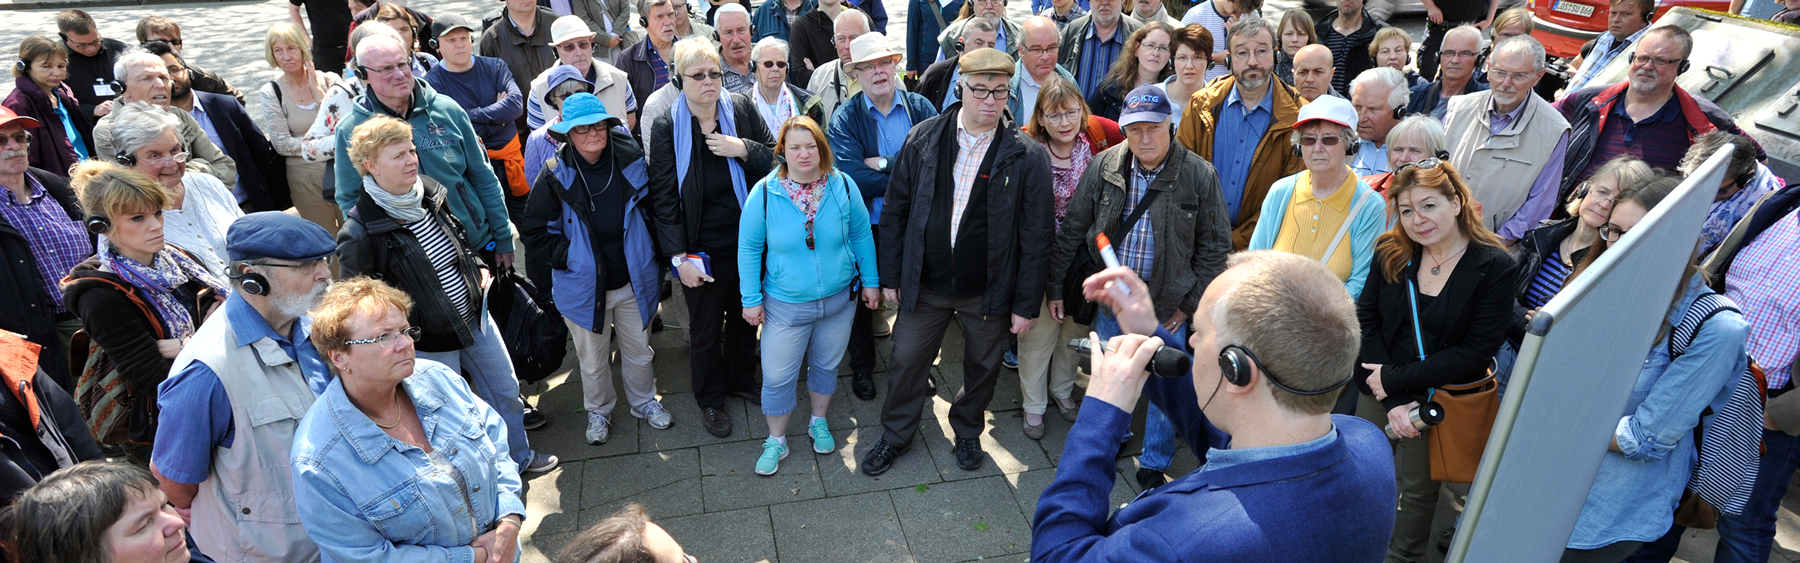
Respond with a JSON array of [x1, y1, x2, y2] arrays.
[[1066, 338, 1192, 378]]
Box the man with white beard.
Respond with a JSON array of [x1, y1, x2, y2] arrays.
[[151, 212, 338, 563]]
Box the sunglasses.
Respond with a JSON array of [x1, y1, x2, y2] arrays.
[[1298, 135, 1343, 147], [1, 130, 30, 147], [760, 60, 788, 69], [1395, 157, 1443, 173], [684, 71, 724, 83]]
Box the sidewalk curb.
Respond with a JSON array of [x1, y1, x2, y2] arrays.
[[0, 0, 243, 12]]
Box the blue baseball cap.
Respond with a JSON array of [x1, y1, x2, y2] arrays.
[[1117, 84, 1173, 128], [550, 93, 620, 135], [226, 212, 337, 262]]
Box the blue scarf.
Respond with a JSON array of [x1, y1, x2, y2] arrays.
[[672, 92, 749, 207], [99, 240, 230, 339]]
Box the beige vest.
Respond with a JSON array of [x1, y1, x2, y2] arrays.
[[172, 314, 320, 563], [528, 58, 633, 129], [1444, 91, 1571, 232]]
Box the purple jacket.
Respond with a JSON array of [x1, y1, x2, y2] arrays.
[[2, 78, 93, 177]]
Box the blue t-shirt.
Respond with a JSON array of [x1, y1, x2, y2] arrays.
[[151, 292, 331, 485], [1213, 85, 1274, 224]]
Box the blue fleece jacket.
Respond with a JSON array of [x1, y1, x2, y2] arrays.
[[738, 170, 879, 307]]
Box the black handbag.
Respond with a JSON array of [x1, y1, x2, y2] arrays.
[[487, 267, 569, 384], [1063, 187, 1161, 326]]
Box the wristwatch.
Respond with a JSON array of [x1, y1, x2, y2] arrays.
[[671, 256, 685, 269], [877, 157, 890, 172]]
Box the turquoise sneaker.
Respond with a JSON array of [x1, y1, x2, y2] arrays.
[[755, 437, 788, 476], [808, 418, 835, 454]]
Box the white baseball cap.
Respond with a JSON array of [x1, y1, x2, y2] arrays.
[[1293, 95, 1359, 130]]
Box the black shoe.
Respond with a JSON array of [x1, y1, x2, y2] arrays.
[[853, 371, 876, 401], [861, 439, 908, 476], [730, 389, 762, 406], [521, 395, 546, 430], [954, 437, 985, 471], [701, 406, 732, 438], [650, 314, 665, 332], [1135, 468, 1167, 491]]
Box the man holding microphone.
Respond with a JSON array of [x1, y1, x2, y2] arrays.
[[1030, 253, 1396, 561]]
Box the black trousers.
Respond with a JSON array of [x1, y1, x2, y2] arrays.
[[848, 225, 881, 373], [683, 245, 760, 409], [880, 289, 1011, 446]]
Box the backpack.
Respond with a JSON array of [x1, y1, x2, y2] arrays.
[[1669, 290, 1766, 519]]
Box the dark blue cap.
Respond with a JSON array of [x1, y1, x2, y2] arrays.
[[1118, 84, 1173, 128], [226, 212, 338, 262]]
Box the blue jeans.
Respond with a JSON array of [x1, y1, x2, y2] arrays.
[[1493, 340, 1518, 399], [417, 310, 536, 467], [760, 289, 856, 417], [1624, 428, 1800, 563], [1096, 309, 1186, 472]]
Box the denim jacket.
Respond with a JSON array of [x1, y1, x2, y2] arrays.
[[1567, 276, 1749, 549], [291, 360, 526, 563]]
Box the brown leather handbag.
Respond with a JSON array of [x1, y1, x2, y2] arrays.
[[1427, 375, 1501, 483]]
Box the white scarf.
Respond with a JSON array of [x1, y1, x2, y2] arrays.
[[364, 176, 427, 224], [753, 84, 797, 132]]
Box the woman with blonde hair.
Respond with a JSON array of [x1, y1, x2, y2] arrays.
[[1370, 27, 1426, 88], [1355, 159, 1519, 562], [61, 161, 228, 463], [256, 22, 346, 238]]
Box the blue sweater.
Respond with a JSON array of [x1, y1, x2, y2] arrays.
[[423, 56, 525, 151], [905, 0, 965, 74], [752, 0, 817, 42], [739, 170, 880, 307], [1031, 326, 1397, 562]]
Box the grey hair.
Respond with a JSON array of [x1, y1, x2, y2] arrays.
[[1643, 25, 1694, 59], [715, 2, 750, 24], [1679, 131, 1758, 181], [964, 18, 997, 37], [752, 37, 789, 63], [110, 100, 182, 158], [1444, 24, 1484, 47], [1351, 67, 1409, 110], [1386, 115, 1447, 155], [835, 8, 872, 31], [351, 23, 405, 66], [1209, 251, 1361, 415], [112, 49, 162, 85], [640, 0, 675, 24], [1225, 13, 1274, 51], [1491, 35, 1548, 72], [1288, 122, 1359, 154]]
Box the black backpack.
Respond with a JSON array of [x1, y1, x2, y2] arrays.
[[487, 268, 568, 384]]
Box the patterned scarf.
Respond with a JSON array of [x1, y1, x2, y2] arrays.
[[1699, 165, 1783, 253], [780, 175, 826, 222], [99, 240, 230, 339]]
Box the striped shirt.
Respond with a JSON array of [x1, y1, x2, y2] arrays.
[[1320, 24, 1358, 95], [1580, 95, 1692, 182], [949, 121, 996, 244], [1567, 27, 1648, 92], [1178, 1, 1233, 83], [0, 175, 90, 313], [1726, 209, 1800, 388], [1523, 249, 1574, 311], [407, 212, 476, 327], [650, 42, 670, 92], [1077, 23, 1127, 98], [1117, 160, 1160, 282]]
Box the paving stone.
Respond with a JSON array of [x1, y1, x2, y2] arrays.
[[818, 426, 945, 496], [520, 531, 575, 563], [918, 416, 1053, 481], [522, 460, 584, 537], [750, 373, 889, 438], [770, 491, 915, 563], [581, 448, 700, 509], [889, 476, 1033, 563], [648, 327, 696, 395], [661, 506, 779, 563], [531, 372, 643, 462], [578, 475, 706, 530], [697, 439, 827, 512], [1007, 468, 1142, 527]]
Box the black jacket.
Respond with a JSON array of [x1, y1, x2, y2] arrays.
[[879, 105, 1054, 319], [61, 256, 207, 400], [339, 178, 486, 353], [0, 169, 87, 390], [916, 56, 960, 111], [647, 93, 777, 258], [62, 38, 129, 122], [787, 8, 836, 89], [1085, 80, 1127, 122], [0, 338, 102, 507], [194, 92, 290, 213], [1508, 218, 1580, 345], [1355, 243, 1519, 410], [615, 39, 666, 134]]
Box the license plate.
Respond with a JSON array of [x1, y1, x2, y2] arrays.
[[1553, 1, 1596, 17]]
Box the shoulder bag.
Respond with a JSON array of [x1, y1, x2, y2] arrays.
[[1062, 184, 1161, 326], [1408, 278, 1501, 484]]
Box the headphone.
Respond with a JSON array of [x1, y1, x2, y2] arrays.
[[1392, 105, 1407, 121], [106, 79, 124, 96], [353, 65, 369, 81], [114, 150, 137, 167], [84, 215, 111, 234], [1217, 344, 1353, 395], [670, 70, 683, 90], [232, 266, 272, 296], [1434, 149, 1450, 160], [14, 59, 26, 74], [1677, 59, 1692, 74], [425, 31, 439, 52], [1291, 132, 1360, 157]]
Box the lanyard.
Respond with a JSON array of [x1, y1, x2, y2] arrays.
[[1407, 276, 1437, 403]]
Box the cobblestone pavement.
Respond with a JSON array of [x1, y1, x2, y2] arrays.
[[1, 0, 1795, 561]]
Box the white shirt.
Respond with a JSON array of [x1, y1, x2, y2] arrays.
[[162, 173, 243, 277]]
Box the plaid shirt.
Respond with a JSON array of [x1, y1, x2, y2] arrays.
[[949, 122, 996, 244], [0, 175, 91, 314], [1726, 209, 1800, 388], [1117, 160, 1160, 283]]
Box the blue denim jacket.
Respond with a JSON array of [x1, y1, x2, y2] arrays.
[[1567, 276, 1749, 549], [291, 360, 526, 563]]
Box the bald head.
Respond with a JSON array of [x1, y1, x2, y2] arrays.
[[1293, 44, 1335, 100], [1023, 15, 1058, 43], [1022, 16, 1060, 81]]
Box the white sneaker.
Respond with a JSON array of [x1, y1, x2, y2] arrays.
[[633, 400, 674, 430], [586, 412, 612, 445]]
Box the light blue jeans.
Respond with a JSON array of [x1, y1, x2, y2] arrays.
[[1096, 309, 1186, 472], [759, 288, 856, 417], [417, 310, 536, 468]]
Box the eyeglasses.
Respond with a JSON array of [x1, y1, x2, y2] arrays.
[[143, 151, 191, 168], [166, 64, 187, 76], [974, 0, 1006, 6], [1598, 223, 1629, 242], [760, 60, 788, 69], [1139, 42, 1169, 55], [1298, 135, 1343, 147], [143, 39, 183, 47], [1486, 68, 1535, 83], [1, 131, 30, 147], [1024, 45, 1058, 56], [684, 70, 724, 83], [559, 40, 594, 51], [1439, 49, 1479, 60], [569, 123, 604, 135], [360, 62, 411, 78], [63, 36, 103, 51], [344, 326, 422, 347], [1579, 181, 1619, 204], [1628, 53, 1685, 69], [1042, 110, 1083, 125], [965, 85, 1009, 100]]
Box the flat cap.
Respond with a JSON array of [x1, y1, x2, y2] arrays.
[[957, 48, 1014, 78], [227, 212, 338, 262]]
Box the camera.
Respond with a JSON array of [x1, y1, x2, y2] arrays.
[[1066, 338, 1191, 379], [1384, 400, 1446, 440]]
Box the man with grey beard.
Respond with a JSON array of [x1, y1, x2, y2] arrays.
[[1551, 25, 1759, 209], [150, 212, 337, 563]]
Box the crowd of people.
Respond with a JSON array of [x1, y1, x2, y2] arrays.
[[0, 0, 1796, 560]]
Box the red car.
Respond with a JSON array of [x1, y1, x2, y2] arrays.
[[1529, 0, 1730, 58]]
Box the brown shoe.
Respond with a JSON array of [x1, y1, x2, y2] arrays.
[[1056, 397, 1080, 422], [701, 406, 732, 438], [1023, 419, 1046, 440]]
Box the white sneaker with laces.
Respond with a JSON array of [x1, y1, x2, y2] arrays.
[[586, 412, 612, 445], [633, 400, 674, 429]]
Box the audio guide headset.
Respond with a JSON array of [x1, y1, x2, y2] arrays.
[[1678, 59, 1691, 74], [1291, 131, 1359, 157], [1217, 344, 1352, 395], [1392, 105, 1407, 121], [1435, 149, 1450, 160], [354, 65, 369, 81], [670, 70, 683, 90], [234, 266, 271, 296], [84, 214, 111, 235], [114, 150, 137, 167], [15, 59, 26, 75]]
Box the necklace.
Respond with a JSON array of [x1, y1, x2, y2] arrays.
[[1428, 242, 1469, 276], [373, 386, 404, 429], [1047, 143, 1074, 160]]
